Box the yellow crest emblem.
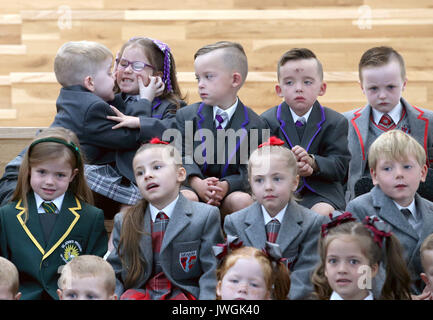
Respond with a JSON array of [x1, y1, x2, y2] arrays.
[[60, 240, 82, 263]]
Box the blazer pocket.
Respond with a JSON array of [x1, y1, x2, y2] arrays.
[[171, 240, 201, 280]]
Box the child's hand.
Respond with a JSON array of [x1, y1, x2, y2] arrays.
[[411, 291, 432, 300], [297, 160, 314, 177], [191, 177, 223, 206], [107, 105, 140, 129], [138, 75, 165, 102], [292, 145, 316, 176]]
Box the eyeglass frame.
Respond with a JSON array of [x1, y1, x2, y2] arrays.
[[116, 58, 155, 72]]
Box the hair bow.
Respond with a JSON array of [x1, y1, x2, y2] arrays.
[[263, 241, 292, 270], [212, 235, 243, 260], [149, 137, 169, 145], [363, 215, 392, 248], [258, 136, 285, 148], [321, 211, 356, 238]]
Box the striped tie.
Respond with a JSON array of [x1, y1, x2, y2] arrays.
[[42, 201, 57, 214], [378, 114, 395, 131], [266, 219, 281, 243]]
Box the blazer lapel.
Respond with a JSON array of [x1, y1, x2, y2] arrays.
[[277, 201, 303, 253], [417, 194, 433, 242], [404, 98, 430, 163], [244, 203, 267, 248], [301, 101, 325, 151], [139, 207, 154, 278], [160, 195, 191, 253], [351, 105, 371, 171], [277, 101, 300, 147]]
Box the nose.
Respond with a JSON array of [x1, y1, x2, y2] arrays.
[[378, 88, 387, 99], [45, 174, 54, 185], [144, 170, 153, 180], [395, 165, 404, 178], [337, 262, 347, 274], [264, 178, 273, 191], [295, 82, 303, 92], [198, 79, 205, 89], [237, 282, 248, 294]]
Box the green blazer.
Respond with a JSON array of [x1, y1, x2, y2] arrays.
[[0, 190, 107, 300]]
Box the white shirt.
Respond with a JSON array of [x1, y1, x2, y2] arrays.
[[394, 199, 422, 237], [290, 105, 313, 124], [330, 291, 374, 300], [213, 98, 238, 129], [34, 192, 65, 214], [372, 101, 402, 125], [261, 204, 287, 225], [149, 195, 179, 222]]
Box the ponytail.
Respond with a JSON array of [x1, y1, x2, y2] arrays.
[[271, 260, 291, 300]]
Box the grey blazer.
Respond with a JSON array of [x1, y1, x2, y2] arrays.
[[107, 194, 224, 299], [346, 185, 433, 294], [224, 200, 327, 300], [344, 98, 433, 201]]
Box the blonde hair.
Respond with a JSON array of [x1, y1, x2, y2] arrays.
[[277, 48, 323, 81], [359, 46, 406, 82], [311, 219, 412, 300], [420, 233, 433, 270], [216, 246, 290, 300], [194, 41, 248, 85], [0, 257, 19, 295], [118, 142, 183, 288], [368, 130, 426, 171], [12, 127, 93, 223], [58, 255, 115, 295], [54, 41, 113, 87]]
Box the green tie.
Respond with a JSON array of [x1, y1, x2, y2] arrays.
[[42, 201, 57, 214]]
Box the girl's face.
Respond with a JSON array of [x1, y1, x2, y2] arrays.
[[217, 257, 270, 300], [133, 147, 186, 210], [324, 236, 378, 300], [30, 157, 78, 201], [249, 153, 299, 216], [116, 45, 154, 94]]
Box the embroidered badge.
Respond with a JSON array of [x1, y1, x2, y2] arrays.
[[60, 240, 82, 263], [179, 250, 197, 272], [400, 125, 411, 134]]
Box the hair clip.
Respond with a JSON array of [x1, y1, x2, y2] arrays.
[[149, 137, 169, 145], [263, 241, 292, 270], [321, 211, 356, 238], [212, 235, 243, 260], [363, 215, 392, 248], [258, 136, 285, 148]]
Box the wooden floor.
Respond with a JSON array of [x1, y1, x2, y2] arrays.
[[0, 1, 433, 127]]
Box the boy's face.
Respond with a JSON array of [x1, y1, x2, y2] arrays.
[[360, 59, 407, 113], [194, 49, 240, 109], [133, 148, 186, 210], [249, 153, 299, 217], [116, 45, 155, 95], [276, 58, 326, 116], [371, 155, 427, 207], [421, 250, 433, 294], [57, 276, 116, 300], [92, 57, 115, 101]]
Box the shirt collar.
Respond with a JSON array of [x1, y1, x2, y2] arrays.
[[149, 195, 179, 222], [34, 192, 65, 214], [213, 97, 238, 123], [289, 105, 313, 124], [261, 204, 287, 225], [372, 101, 402, 125], [330, 291, 374, 300], [393, 199, 417, 220]]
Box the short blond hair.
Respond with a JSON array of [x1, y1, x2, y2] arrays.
[[194, 41, 248, 85], [368, 130, 426, 171], [54, 41, 113, 87], [58, 255, 115, 295], [0, 257, 19, 295], [420, 233, 433, 269]]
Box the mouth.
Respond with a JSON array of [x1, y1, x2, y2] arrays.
[[234, 298, 246, 300], [395, 184, 407, 189], [42, 188, 56, 194], [120, 78, 135, 84], [264, 195, 277, 200], [146, 183, 159, 191], [294, 96, 305, 101], [336, 279, 352, 285], [199, 93, 208, 98]]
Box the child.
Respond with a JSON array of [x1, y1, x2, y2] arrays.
[[344, 46, 433, 201], [261, 48, 350, 216], [417, 233, 433, 300], [0, 127, 107, 300], [346, 130, 433, 295], [106, 138, 224, 300], [0, 257, 21, 300], [57, 255, 117, 300], [176, 41, 269, 217], [85, 37, 185, 218], [223, 136, 327, 299], [214, 238, 290, 300], [312, 212, 412, 300]]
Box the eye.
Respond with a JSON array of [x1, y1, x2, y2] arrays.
[[205, 74, 214, 80], [304, 80, 313, 85], [135, 170, 143, 176], [153, 165, 162, 170], [36, 169, 46, 175], [87, 294, 96, 300], [349, 259, 359, 265], [387, 85, 396, 90], [56, 173, 66, 178], [273, 176, 281, 182], [369, 86, 378, 91], [285, 80, 293, 85], [195, 75, 200, 82], [403, 164, 413, 169], [254, 178, 263, 184], [250, 282, 259, 288], [327, 258, 337, 264]]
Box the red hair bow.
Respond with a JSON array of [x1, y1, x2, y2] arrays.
[[149, 137, 169, 145], [363, 215, 392, 248], [212, 235, 243, 260], [321, 211, 356, 238], [258, 136, 285, 148]]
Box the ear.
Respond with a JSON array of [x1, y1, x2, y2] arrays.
[[14, 292, 22, 300], [56, 289, 63, 300], [232, 72, 243, 88], [177, 166, 187, 184], [370, 168, 379, 185], [359, 79, 366, 95], [420, 164, 428, 183], [318, 81, 327, 96], [83, 76, 95, 92], [69, 168, 79, 183], [402, 77, 408, 92], [216, 280, 222, 298], [292, 174, 300, 192], [275, 84, 283, 97], [370, 263, 379, 278]]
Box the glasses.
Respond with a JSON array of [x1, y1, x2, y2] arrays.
[[116, 58, 154, 72]]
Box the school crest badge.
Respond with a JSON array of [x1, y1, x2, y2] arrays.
[[179, 250, 197, 272], [60, 240, 82, 263]]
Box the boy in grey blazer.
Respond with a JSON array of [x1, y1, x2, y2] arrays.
[[344, 46, 433, 201], [346, 130, 433, 295]]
